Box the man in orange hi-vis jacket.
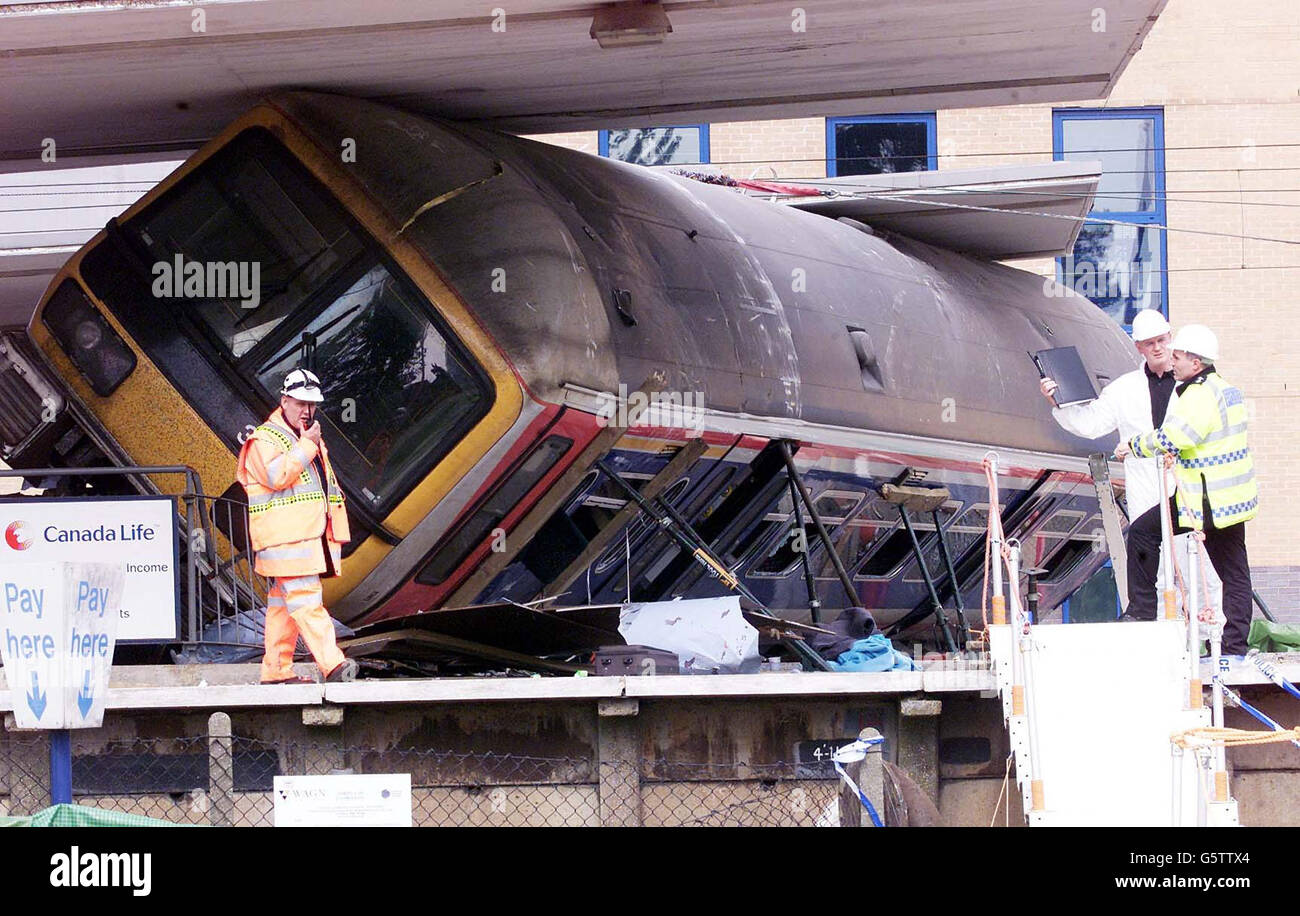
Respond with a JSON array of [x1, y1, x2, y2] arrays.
[[237, 369, 358, 685]]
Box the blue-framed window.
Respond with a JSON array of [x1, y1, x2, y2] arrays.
[[1053, 108, 1168, 328], [598, 125, 709, 166], [826, 113, 937, 177]]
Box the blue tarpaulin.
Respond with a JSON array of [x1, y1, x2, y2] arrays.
[[827, 636, 918, 672]]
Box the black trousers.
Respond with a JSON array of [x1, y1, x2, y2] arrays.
[[1125, 500, 1180, 620], [1201, 511, 1254, 656], [1125, 495, 1253, 652]]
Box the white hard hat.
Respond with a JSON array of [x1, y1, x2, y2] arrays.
[[1130, 309, 1171, 342], [281, 368, 324, 403], [1171, 324, 1219, 362]]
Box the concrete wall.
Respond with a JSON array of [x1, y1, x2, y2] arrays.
[[5, 679, 1296, 825], [0, 694, 891, 826]]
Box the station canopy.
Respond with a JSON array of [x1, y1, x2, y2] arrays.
[[0, 0, 1167, 161]]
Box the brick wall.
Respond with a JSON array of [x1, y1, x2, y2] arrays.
[[710, 117, 827, 180], [1252, 567, 1300, 627]]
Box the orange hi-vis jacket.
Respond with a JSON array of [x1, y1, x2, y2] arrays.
[[236, 408, 350, 578]]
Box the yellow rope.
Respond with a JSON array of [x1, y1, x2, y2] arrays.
[[989, 752, 1013, 827], [1172, 726, 1300, 749]]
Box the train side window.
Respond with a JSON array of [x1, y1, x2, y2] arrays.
[[858, 499, 968, 580], [734, 490, 794, 571], [681, 466, 741, 529], [896, 501, 973, 582], [1022, 509, 1086, 570], [565, 472, 649, 541], [826, 490, 897, 579], [752, 490, 864, 577], [1042, 515, 1106, 582], [416, 435, 573, 586], [592, 477, 690, 574]]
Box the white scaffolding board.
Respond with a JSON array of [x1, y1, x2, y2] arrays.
[[990, 620, 1209, 826]]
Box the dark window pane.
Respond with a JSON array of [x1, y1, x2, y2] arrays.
[[607, 128, 704, 166], [813, 492, 863, 520], [734, 518, 784, 566], [834, 120, 930, 175], [133, 136, 364, 357], [821, 522, 892, 578], [950, 503, 1002, 533], [825, 490, 899, 577], [1038, 510, 1085, 535], [751, 490, 864, 576], [1061, 117, 1158, 213], [1061, 223, 1164, 325], [752, 522, 812, 575], [1043, 537, 1100, 582]]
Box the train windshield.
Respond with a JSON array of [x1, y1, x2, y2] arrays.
[[80, 128, 492, 512]]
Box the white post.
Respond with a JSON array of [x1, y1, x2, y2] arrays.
[[1207, 571, 1229, 804], [989, 456, 1006, 627], [1158, 460, 1179, 619], [1005, 535, 1022, 712], [1170, 745, 1183, 827], [1186, 536, 1203, 712], [1197, 750, 1209, 827], [1006, 540, 1044, 813]]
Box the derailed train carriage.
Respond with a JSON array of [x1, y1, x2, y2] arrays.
[[1, 93, 1136, 647]]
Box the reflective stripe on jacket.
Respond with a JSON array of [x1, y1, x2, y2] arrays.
[[1128, 371, 1258, 530], [236, 408, 350, 577]]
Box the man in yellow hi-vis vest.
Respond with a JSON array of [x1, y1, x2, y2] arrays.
[[237, 369, 357, 684], [1116, 325, 1258, 655]]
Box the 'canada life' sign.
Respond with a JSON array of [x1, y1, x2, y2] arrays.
[[0, 561, 125, 729], [0, 497, 179, 641]]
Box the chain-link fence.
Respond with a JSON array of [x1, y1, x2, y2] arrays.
[[1, 725, 849, 827]]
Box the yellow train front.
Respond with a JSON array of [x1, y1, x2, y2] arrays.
[[8, 92, 1137, 638]]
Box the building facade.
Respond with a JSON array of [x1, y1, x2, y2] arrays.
[[528, 0, 1300, 618]]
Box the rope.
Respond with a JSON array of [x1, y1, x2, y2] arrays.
[[979, 452, 1005, 635], [830, 738, 886, 827], [1220, 683, 1300, 749], [989, 752, 1013, 828], [1172, 725, 1300, 749]]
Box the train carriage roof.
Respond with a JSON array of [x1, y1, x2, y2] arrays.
[[274, 93, 1137, 459]]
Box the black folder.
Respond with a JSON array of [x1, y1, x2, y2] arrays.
[[1030, 346, 1098, 407]]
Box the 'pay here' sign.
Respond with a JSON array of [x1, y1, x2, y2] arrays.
[[0, 562, 125, 729]]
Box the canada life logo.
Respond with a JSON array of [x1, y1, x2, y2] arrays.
[[5, 520, 32, 551]]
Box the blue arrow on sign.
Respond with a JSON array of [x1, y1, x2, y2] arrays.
[[26, 672, 47, 720], [77, 671, 94, 719]]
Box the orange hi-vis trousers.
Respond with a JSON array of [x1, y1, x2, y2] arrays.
[[262, 575, 345, 681]]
